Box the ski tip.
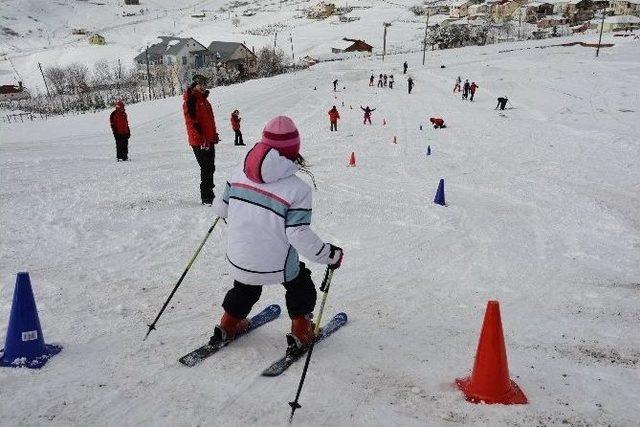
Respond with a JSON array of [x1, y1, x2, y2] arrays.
[[336, 312, 348, 322], [266, 304, 281, 316]]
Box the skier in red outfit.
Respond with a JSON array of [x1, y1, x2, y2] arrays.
[[230, 110, 244, 146], [430, 117, 446, 129], [109, 100, 130, 161], [183, 74, 219, 205], [469, 82, 479, 101], [328, 106, 340, 131]]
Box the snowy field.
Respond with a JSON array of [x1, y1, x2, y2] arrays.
[[1, 38, 640, 426]]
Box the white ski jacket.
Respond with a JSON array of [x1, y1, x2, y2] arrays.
[[213, 143, 338, 285]]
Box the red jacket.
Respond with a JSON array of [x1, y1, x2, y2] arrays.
[[470, 83, 478, 94], [110, 108, 130, 137], [183, 88, 217, 148], [328, 109, 340, 122], [230, 113, 241, 131], [430, 117, 444, 127]]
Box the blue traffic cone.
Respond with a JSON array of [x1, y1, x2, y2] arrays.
[[433, 179, 445, 206], [0, 272, 62, 368], [427, 145, 431, 156]]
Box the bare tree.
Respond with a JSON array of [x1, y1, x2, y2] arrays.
[[45, 66, 66, 94]]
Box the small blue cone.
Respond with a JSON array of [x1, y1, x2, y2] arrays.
[[0, 272, 62, 368], [420, 125, 423, 130], [433, 179, 445, 206], [427, 145, 431, 156]]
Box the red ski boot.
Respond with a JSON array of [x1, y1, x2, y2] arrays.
[[210, 312, 250, 344], [286, 314, 317, 355]]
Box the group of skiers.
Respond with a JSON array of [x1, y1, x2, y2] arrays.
[[454, 76, 479, 101], [370, 73, 395, 89]]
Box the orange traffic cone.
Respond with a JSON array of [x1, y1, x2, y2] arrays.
[[348, 152, 356, 166], [455, 301, 527, 404], [392, 136, 397, 144]]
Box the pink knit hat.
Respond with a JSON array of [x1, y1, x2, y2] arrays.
[[260, 116, 300, 161]]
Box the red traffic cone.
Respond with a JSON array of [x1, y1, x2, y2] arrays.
[[392, 136, 397, 144], [348, 152, 356, 166], [455, 301, 527, 404]]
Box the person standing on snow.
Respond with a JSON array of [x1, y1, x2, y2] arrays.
[[110, 100, 130, 161], [360, 105, 375, 125], [469, 82, 479, 101], [377, 74, 384, 88], [231, 109, 244, 146], [383, 74, 388, 87], [389, 75, 394, 89], [183, 74, 219, 205], [369, 74, 375, 87], [496, 97, 509, 110], [333, 79, 338, 91], [403, 61, 408, 74], [407, 77, 414, 94], [328, 106, 340, 131], [453, 76, 462, 93], [211, 116, 344, 352], [462, 79, 470, 100]]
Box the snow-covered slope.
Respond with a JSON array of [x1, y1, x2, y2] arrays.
[[1, 37, 639, 426]]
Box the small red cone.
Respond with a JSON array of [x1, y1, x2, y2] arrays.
[[392, 136, 397, 144], [455, 301, 527, 404], [348, 152, 356, 166]]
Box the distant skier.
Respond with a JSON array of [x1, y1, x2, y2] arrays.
[[453, 75, 462, 93], [407, 77, 414, 94], [403, 61, 408, 74], [333, 79, 338, 91], [328, 105, 340, 131], [110, 100, 130, 161], [183, 74, 219, 205], [377, 73, 384, 88], [496, 97, 508, 110], [383, 74, 388, 87], [469, 82, 479, 101], [211, 115, 343, 352], [462, 79, 470, 100], [361, 105, 375, 125], [429, 117, 446, 129], [369, 74, 375, 86], [388, 74, 394, 89], [231, 109, 244, 146]]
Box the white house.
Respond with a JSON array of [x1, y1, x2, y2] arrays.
[[611, 0, 640, 16]]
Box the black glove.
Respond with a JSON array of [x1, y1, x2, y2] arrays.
[[328, 244, 343, 270]]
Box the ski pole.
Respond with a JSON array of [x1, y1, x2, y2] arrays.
[[144, 216, 221, 340], [288, 266, 334, 424]]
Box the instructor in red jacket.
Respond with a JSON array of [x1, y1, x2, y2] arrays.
[[183, 74, 219, 205], [110, 100, 130, 161]]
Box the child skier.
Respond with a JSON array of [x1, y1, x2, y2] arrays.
[[109, 100, 130, 161], [230, 109, 244, 146], [453, 76, 462, 93], [328, 106, 340, 131], [388, 75, 394, 89], [211, 116, 344, 351], [403, 61, 408, 74], [369, 75, 375, 87], [429, 117, 446, 129], [496, 97, 509, 110], [383, 74, 388, 87], [469, 82, 479, 101], [407, 77, 414, 94], [462, 79, 470, 100], [360, 106, 375, 125], [333, 79, 338, 91], [377, 74, 384, 88]]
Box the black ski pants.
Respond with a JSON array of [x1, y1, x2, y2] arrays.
[[330, 121, 337, 131], [234, 129, 244, 145], [222, 262, 317, 319], [192, 146, 215, 203], [115, 136, 128, 160]]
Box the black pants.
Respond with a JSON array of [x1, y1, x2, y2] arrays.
[[222, 263, 317, 319], [115, 137, 128, 160], [234, 130, 244, 145], [470, 92, 475, 101], [330, 121, 337, 131], [192, 146, 215, 203]]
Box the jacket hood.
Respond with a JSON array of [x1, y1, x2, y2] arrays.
[[183, 87, 210, 101], [243, 143, 298, 184]]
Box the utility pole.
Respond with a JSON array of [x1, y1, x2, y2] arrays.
[[422, 11, 430, 66], [289, 33, 295, 66], [274, 31, 278, 51], [145, 45, 152, 99], [518, 9, 522, 40], [117, 58, 121, 91], [38, 62, 51, 97], [596, 8, 606, 57], [382, 22, 391, 62]]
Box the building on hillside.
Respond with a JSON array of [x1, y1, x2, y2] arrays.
[[207, 41, 258, 75], [331, 38, 373, 53], [134, 37, 209, 68], [124, 0, 140, 4], [611, 0, 640, 16], [469, 3, 491, 15], [0, 82, 30, 101], [306, 2, 336, 19], [450, 0, 473, 18], [519, 2, 555, 22], [493, 0, 522, 19], [591, 14, 640, 30], [88, 34, 106, 45], [537, 14, 570, 26]]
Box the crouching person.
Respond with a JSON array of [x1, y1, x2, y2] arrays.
[[430, 117, 447, 129]]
